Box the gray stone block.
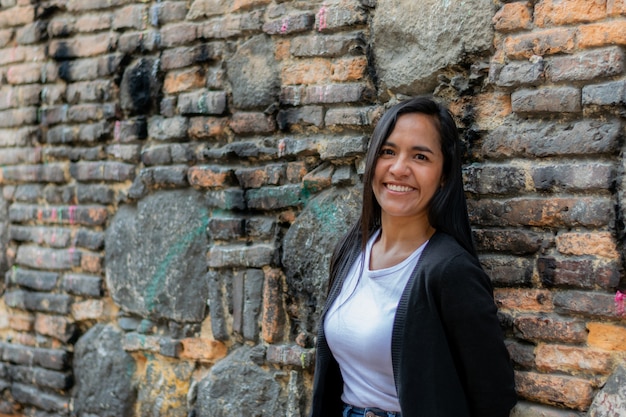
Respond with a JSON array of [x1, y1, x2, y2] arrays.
[[105, 189, 210, 322], [73, 324, 136, 417]]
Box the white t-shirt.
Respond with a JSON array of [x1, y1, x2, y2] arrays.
[[324, 230, 427, 412]]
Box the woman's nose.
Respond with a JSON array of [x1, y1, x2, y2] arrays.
[[389, 156, 409, 176]]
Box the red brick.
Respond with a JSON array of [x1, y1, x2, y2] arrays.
[[164, 68, 206, 94], [71, 299, 105, 321], [0, 45, 44, 66], [547, 47, 624, 82], [160, 22, 199, 48], [229, 112, 276, 134], [232, 0, 270, 11], [188, 116, 228, 140], [235, 165, 285, 188], [179, 338, 227, 362], [8, 312, 34, 332], [511, 86, 581, 113], [587, 322, 626, 351], [263, 13, 314, 36], [495, 289, 554, 312], [514, 314, 587, 343], [112, 4, 148, 31], [262, 267, 286, 343], [188, 165, 233, 188], [0, 6, 35, 28], [515, 371, 594, 410], [535, 0, 606, 27], [282, 59, 331, 85], [503, 28, 576, 59], [35, 314, 75, 343], [49, 33, 117, 59], [74, 13, 112, 33], [468, 197, 611, 228], [578, 19, 626, 48], [80, 251, 102, 273], [556, 232, 619, 259], [493, 2, 533, 32], [535, 344, 615, 374]]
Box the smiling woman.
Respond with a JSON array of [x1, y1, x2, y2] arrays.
[[310, 97, 518, 417]]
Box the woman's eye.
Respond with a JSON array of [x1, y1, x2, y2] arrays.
[[415, 154, 427, 160], [380, 148, 394, 156]]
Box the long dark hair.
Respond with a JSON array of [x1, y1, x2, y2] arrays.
[[329, 96, 477, 287]]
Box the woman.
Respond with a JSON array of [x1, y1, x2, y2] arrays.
[[310, 97, 517, 417]]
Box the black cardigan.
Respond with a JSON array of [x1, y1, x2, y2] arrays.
[[310, 231, 517, 417]]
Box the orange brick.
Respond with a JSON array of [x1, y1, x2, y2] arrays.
[[262, 266, 286, 343], [503, 28, 576, 59], [493, 2, 533, 32], [163, 68, 206, 94], [578, 19, 626, 48], [535, 344, 615, 374], [556, 232, 619, 259], [188, 117, 229, 139], [34, 314, 75, 342], [474, 92, 512, 131], [275, 39, 291, 60], [535, 0, 606, 27], [331, 56, 368, 82], [587, 322, 626, 351], [188, 165, 232, 188], [8, 312, 34, 331], [515, 371, 594, 410], [232, 0, 270, 11], [81, 252, 103, 273], [179, 338, 227, 361], [282, 58, 331, 85], [72, 299, 105, 321], [495, 288, 554, 311], [608, 0, 626, 15]]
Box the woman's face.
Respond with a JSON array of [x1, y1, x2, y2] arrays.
[[372, 112, 444, 224]]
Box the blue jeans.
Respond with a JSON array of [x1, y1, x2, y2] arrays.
[[342, 403, 402, 417]]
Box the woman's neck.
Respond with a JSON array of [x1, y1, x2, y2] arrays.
[[370, 214, 435, 270]]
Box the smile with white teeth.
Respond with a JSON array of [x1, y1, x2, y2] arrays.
[[386, 183, 414, 192]]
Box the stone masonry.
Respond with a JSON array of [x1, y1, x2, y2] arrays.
[[0, 0, 625, 416]]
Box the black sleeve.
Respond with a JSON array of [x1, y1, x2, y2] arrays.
[[438, 253, 517, 417]]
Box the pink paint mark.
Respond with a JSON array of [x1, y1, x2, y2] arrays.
[[69, 205, 77, 225], [114, 120, 121, 141], [278, 139, 286, 157], [616, 291, 625, 316], [68, 247, 76, 265], [317, 5, 328, 32], [280, 18, 289, 34], [37, 209, 43, 222], [50, 207, 58, 223]]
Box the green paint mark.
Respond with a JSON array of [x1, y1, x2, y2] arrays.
[[144, 213, 210, 313]]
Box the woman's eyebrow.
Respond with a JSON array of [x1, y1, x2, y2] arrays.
[[384, 141, 434, 154]]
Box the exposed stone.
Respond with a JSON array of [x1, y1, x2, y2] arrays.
[[73, 324, 136, 417], [588, 365, 626, 417], [282, 186, 361, 338], [372, 0, 495, 96], [106, 190, 210, 322], [195, 345, 285, 417], [226, 34, 280, 109]]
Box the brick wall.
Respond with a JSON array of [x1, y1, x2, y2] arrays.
[[0, 0, 623, 416]]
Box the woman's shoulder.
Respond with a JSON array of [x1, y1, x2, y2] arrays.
[[424, 231, 475, 264]]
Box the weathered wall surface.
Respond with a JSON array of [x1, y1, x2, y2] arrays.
[[0, 0, 624, 416]]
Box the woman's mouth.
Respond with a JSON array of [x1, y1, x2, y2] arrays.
[[386, 183, 414, 192]]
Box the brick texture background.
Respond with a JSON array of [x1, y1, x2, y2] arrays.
[[0, 0, 624, 416]]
